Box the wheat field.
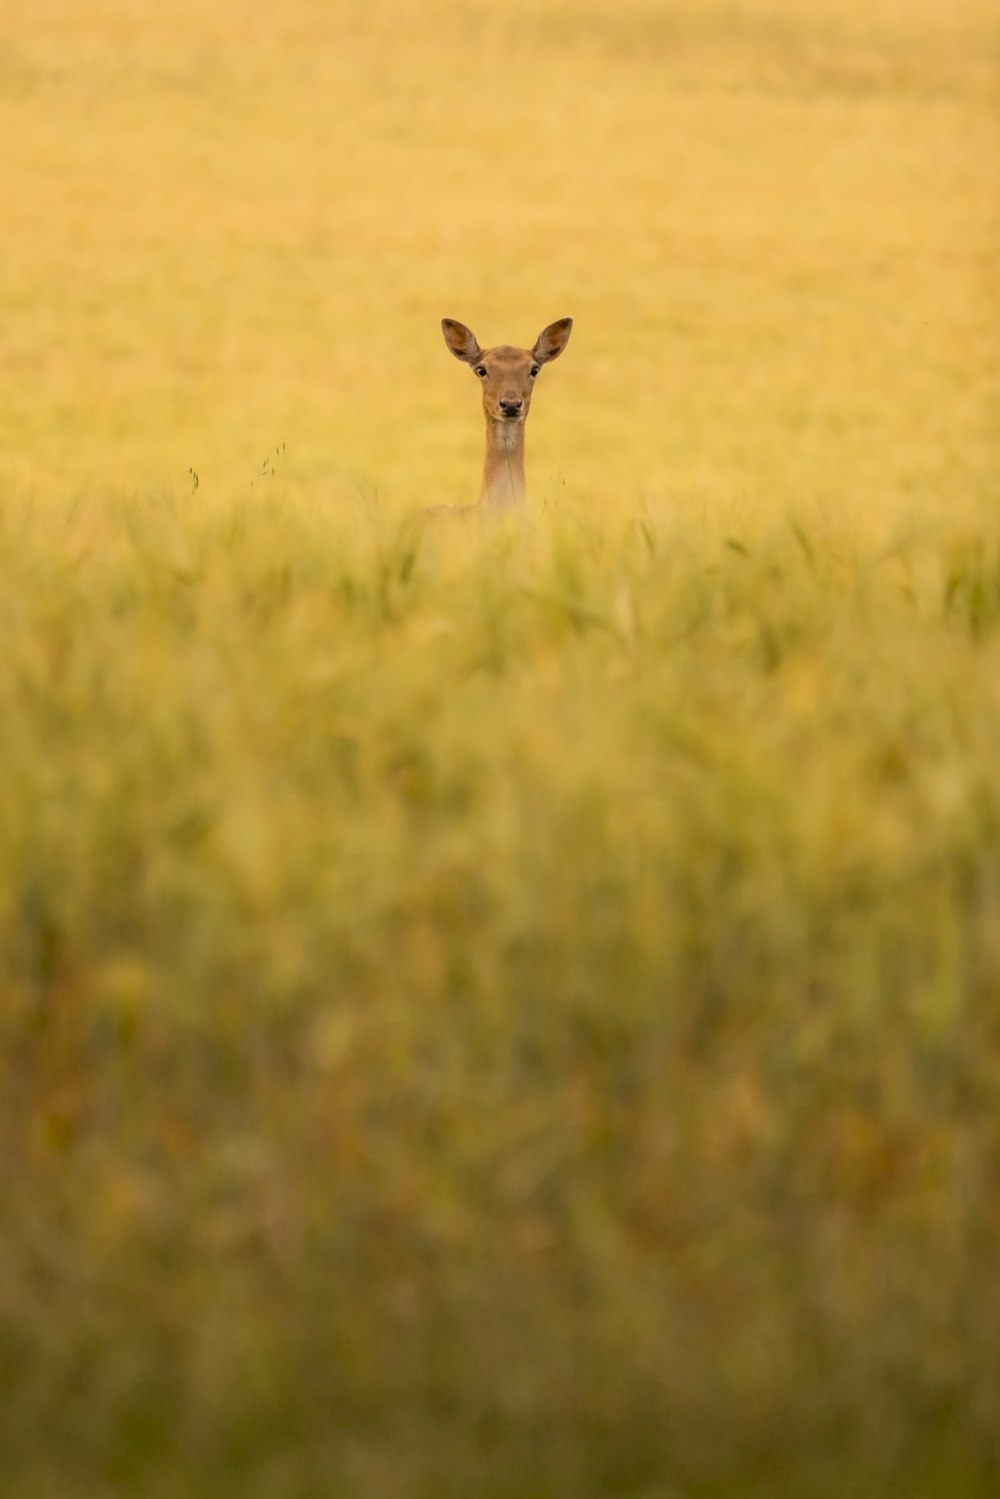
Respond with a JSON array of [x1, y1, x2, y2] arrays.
[[3, 2, 1000, 1497]]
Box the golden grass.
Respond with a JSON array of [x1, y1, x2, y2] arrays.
[[2, 2, 1000, 1496], [3, 0, 998, 515]]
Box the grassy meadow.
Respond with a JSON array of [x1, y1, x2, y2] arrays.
[[3, 1, 1000, 1496]]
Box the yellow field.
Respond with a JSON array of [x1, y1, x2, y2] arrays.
[[3, 2, 1000, 1497], [3, 0, 998, 518]]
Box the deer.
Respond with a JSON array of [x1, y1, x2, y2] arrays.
[[429, 317, 573, 518]]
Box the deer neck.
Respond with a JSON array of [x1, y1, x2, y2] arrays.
[[480, 416, 527, 510]]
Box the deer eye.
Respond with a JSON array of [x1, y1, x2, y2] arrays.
[[475, 365, 487, 378], [529, 365, 540, 377]]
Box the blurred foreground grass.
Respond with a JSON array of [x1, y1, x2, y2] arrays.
[[2, 493, 1000, 1498]]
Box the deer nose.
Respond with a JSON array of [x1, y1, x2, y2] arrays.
[[499, 396, 523, 416]]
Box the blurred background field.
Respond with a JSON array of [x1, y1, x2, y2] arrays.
[[2, 0, 998, 517], [2, 2, 1000, 1497]]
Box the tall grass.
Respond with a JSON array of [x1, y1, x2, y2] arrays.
[[3, 493, 1000, 1497]]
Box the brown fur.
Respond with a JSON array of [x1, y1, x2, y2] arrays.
[[434, 317, 573, 515]]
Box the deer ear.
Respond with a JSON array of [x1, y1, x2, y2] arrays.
[[442, 319, 482, 365], [532, 317, 573, 364]]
